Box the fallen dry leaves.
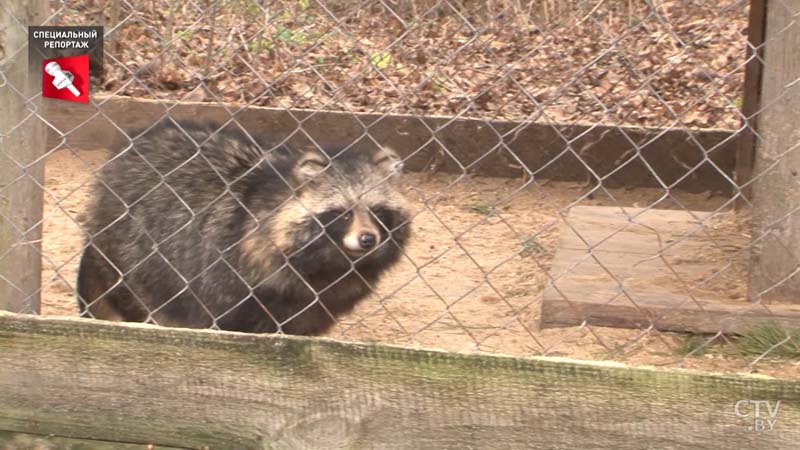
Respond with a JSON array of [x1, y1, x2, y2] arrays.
[[53, 0, 748, 129]]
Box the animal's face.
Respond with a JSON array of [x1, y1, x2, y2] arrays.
[[298, 146, 409, 261], [266, 146, 411, 276]]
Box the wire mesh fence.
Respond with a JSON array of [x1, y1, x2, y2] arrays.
[[1, 0, 800, 376]]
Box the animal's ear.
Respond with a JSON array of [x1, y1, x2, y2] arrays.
[[295, 150, 328, 182], [373, 146, 403, 175]]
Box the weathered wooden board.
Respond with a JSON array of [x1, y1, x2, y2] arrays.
[[0, 430, 185, 450], [541, 206, 800, 333], [42, 96, 738, 192], [747, 0, 800, 303], [0, 312, 799, 450], [734, 0, 766, 195], [0, 0, 48, 314]]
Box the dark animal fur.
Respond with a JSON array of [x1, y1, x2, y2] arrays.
[[77, 120, 410, 335]]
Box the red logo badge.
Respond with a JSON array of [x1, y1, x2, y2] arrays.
[[42, 54, 89, 103]]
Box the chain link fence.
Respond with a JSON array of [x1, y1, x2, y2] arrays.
[[2, 0, 800, 376]]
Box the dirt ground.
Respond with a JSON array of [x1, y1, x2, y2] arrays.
[[41, 149, 799, 378]]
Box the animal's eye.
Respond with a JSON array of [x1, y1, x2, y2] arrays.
[[342, 211, 352, 221], [317, 209, 347, 225], [371, 207, 395, 229]]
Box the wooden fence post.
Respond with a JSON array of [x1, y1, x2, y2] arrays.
[[748, 0, 800, 303], [0, 0, 48, 313], [734, 0, 766, 204]]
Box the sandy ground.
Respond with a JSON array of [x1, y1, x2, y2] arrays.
[[41, 149, 799, 378]]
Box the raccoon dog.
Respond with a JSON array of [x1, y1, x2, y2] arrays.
[[77, 120, 410, 335]]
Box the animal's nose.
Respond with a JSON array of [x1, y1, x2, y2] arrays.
[[359, 232, 377, 249]]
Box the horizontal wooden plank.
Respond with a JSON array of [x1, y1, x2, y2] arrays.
[[541, 206, 800, 334], [541, 284, 800, 334], [0, 311, 798, 449], [0, 430, 186, 450], [558, 206, 716, 254], [42, 95, 738, 192]]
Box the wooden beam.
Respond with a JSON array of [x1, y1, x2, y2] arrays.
[[0, 0, 48, 313], [735, 0, 767, 201], [541, 277, 800, 333], [748, 0, 800, 303], [0, 430, 186, 450], [0, 312, 798, 449], [43, 96, 739, 193], [540, 206, 800, 334]]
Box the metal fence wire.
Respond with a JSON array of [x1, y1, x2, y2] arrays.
[[2, 0, 800, 375]]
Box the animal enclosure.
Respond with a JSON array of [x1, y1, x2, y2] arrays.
[[2, 0, 800, 448]]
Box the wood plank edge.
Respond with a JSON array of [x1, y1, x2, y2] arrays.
[[0, 430, 189, 450], [540, 296, 800, 335], [81, 95, 739, 134], [1, 310, 792, 383]]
